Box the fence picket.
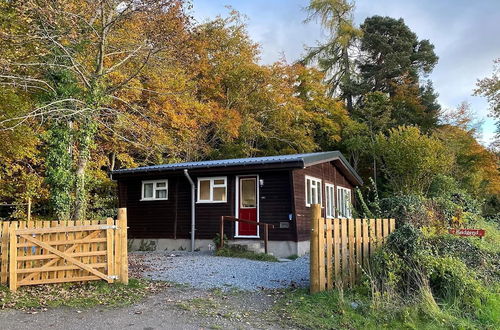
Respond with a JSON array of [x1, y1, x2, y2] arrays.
[[355, 219, 362, 279], [348, 218, 355, 286], [325, 219, 333, 290]]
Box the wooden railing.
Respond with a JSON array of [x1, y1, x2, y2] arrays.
[[219, 216, 275, 254], [309, 204, 396, 293], [0, 208, 128, 291]]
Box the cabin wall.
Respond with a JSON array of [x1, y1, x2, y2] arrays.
[[292, 162, 355, 242], [116, 169, 296, 242]]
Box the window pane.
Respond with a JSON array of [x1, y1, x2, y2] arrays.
[[213, 187, 226, 201], [317, 182, 322, 205], [156, 182, 166, 188], [143, 183, 153, 198], [306, 179, 311, 204], [199, 180, 210, 200], [156, 189, 167, 199], [241, 179, 256, 207], [214, 179, 225, 185]]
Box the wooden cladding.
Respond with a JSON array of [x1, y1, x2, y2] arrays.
[[309, 204, 396, 293], [0, 208, 128, 291]]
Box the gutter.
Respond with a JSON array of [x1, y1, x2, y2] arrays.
[[183, 169, 196, 252]]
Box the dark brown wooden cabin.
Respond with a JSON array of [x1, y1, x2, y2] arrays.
[[112, 151, 363, 257]]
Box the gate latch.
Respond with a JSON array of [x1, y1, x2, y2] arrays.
[[100, 225, 117, 230]]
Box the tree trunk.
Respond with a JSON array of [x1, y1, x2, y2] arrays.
[[342, 48, 354, 113], [74, 151, 88, 221]]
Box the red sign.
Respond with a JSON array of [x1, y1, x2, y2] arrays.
[[448, 228, 485, 237]]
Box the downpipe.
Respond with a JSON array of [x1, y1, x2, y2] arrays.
[[183, 169, 196, 252]]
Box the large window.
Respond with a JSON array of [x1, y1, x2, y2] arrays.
[[305, 176, 322, 207], [197, 177, 227, 203], [141, 180, 168, 201], [325, 183, 335, 218], [336, 186, 352, 218]]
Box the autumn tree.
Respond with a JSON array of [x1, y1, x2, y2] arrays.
[[0, 0, 191, 219]]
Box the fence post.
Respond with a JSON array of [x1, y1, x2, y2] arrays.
[[8, 224, 17, 292], [117, 208, 128, 285], [219, 216, 224, 249], [310, 204, 321, 294], [1, 221, 9, 285], [264, 224, 269, 254]]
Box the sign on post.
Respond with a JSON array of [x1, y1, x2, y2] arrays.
[[448, 228, 485, 237]]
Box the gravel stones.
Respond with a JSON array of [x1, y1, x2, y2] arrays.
[[130, 251, 310, 291]]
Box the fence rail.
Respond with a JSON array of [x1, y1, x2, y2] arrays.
[[309, 204, 396, 293], [219, 216, 274, 253], [0, 208, 128, 291]]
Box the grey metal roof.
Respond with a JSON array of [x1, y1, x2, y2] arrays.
[[112, 151, 363, 185]]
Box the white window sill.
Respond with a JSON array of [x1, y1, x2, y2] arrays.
[[196, 201, 227, 204], [140, 198, 168, 201]]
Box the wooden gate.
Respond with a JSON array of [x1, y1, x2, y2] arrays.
[[1, 208, 128, 291], [309, 204, 396, 293]]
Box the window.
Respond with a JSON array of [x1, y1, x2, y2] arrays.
[[240, 178, 256, 208], [141, 180, 168, 201], [336, 186, 352, 218], [325, 183, 335, 218], [197, 177, 227, 203], [305, 176, 322, 207]]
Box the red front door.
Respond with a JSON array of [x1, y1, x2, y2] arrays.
[[238, 177, 258, 236]]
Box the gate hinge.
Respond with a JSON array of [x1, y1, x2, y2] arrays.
[[100, 225, 117, 230], [108, 275, 119, 280]]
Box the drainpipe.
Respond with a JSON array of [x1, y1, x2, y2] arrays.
[[183, 169, 196, 252]]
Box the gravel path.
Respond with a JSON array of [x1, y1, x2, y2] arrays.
[[130, 251, 310, 291]]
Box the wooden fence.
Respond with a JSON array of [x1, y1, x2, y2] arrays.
[[310, 204, 395, 293], [0, 208, 128, 291]]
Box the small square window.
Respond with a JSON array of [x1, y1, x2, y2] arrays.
[[141, 180, 168, 201]]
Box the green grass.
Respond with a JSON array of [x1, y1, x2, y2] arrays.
[[215, 245, 278, 262], [277, 288, 500, 329], [0, 278, 166, 309]]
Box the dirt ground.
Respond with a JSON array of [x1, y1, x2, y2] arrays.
[[0, 285, 295, 330]]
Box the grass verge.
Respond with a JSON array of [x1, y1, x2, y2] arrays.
[[276, 288, 500, 329], [215, 245, 278, 262], [0, 278, 167, 310]]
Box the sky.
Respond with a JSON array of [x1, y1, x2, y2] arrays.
[[190, 0, 499, 145]]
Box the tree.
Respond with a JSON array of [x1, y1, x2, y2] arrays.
[[302, 0, 362, 112], [353, 91, 393, 182], [375, 126, 453, 195], [0, 0, 192, 219], [474, 58, 500, 143], [358, 16, 438, 94]]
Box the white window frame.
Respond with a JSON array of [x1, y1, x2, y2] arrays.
[[197, 176, 227, 203], [141, 180, 168, 201], [305, 175, 322, 207], [336, 186, 352, 218], [325, 183, 335, 218]]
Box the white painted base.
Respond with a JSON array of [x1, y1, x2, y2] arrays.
[[128, 238, 311, 258]]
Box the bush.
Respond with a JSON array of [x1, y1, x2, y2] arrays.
[[367, 222, 499, 325]]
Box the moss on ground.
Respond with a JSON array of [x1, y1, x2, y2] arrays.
[[215, 245, 278, 262]]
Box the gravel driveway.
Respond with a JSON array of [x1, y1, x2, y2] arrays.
[[130, 251, 310, 291]]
